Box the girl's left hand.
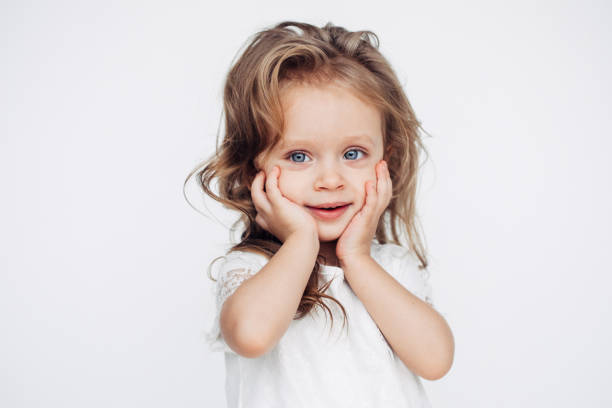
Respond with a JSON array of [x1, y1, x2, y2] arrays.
[[336, 160, 392, 266]]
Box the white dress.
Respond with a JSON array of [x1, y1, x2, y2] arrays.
[[205, 242, 435, 408]]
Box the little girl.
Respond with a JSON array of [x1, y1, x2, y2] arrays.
[[192, 21, 454, 407]]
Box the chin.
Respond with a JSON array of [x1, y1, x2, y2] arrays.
[[317, 229, 343, 243], [318, 236, 339, 243]]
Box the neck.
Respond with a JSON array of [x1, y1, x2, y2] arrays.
[[318, 240, 339, 267]]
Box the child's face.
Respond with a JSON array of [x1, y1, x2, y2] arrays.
[[256, 81, 385, 242]]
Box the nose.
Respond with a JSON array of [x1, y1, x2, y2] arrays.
[[314, 161, 345, 191]]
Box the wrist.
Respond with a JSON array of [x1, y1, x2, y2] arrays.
[[286, 229, 320, 252], [339, 252, 373, 270]]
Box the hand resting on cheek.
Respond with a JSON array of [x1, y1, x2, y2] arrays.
[[250, 166, 319, 243], [336, 160, 393, 266]]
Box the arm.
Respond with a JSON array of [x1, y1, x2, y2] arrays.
[[335, 161, 454, 380], [221, 166, 321, 357], [220, 231, 319, 358], [343, 255, 454, 380]]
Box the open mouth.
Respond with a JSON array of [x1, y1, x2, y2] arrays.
[[318, 205, 348, 210], [306, 203, 351, 220], [307, 203, 350, 210]]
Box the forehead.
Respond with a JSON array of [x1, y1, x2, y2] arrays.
[[277, 81, 383, 149], [279, 133, 378, 149]]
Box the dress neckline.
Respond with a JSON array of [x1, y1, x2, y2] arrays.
[[318, 262, 346, 279], [318, 242, 381, 274]]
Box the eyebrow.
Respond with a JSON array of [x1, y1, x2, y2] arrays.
[[280, 134, 377, 149]]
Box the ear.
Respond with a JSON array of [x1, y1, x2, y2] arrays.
[[254, 149, 270, 172], [383, 145, 393, 161], [252, 155, 262, 173]]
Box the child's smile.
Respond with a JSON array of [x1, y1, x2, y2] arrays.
[[256, 80, 385, 243], [306, 203, 351, 220]]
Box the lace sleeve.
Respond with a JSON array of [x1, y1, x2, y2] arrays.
[[373, 243, 434, 308], [204, 250, 269, 354]]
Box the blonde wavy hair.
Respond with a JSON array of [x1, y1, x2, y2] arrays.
[[185, 21, 430, 332]]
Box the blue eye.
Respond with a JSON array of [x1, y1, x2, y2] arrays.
[[289, 151, 310, 162], [344, 149, 364, 160]]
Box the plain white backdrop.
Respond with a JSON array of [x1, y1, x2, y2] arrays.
[[1, 0, 611, 407]]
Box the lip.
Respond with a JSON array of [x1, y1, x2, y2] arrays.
[[306, 202, 351, 220], [308, 202, 351, 209]]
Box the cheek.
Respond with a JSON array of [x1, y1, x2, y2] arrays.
[[353, 166, 378, 201], [367, 166, 377, 181], [277, 171, 301, 201], [353, 166, 377, 189]]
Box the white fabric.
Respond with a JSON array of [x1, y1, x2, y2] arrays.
[[205, 242, 435, 408]]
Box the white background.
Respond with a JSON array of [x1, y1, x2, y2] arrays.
[[2, 1, 611, 407]]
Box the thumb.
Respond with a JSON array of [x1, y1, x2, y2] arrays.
[[255, 213, 270, 232]]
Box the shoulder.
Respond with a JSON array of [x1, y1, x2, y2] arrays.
[[232, 247, 270, 258], [371, 242, 420, 268], [371, 241, 434, 306], [209, 247, 272, 304], [220, 247, 271, 272]]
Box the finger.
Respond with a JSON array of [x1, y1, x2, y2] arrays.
[[375, 161, 387, 193], [377, 160, 392, 209], [251, 171, 272, 214], [384, 161, 393, 206], [264, 166, 284, 205], [362, 179, 378, 214]]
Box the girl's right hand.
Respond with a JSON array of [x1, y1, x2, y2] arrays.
[[251, 166, 319, 243]]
